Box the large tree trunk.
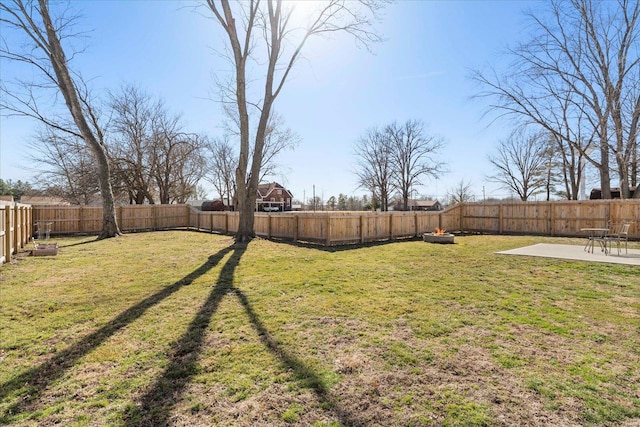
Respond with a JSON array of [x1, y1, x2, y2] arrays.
[[39, 0, 121, 238], [95, 150, 120, 238], [599, 142, 612, 200], [234, 172, 256, 243]]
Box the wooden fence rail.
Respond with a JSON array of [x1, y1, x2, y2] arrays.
[[0, 201, 33, 266], [27, 199, 640, 249]]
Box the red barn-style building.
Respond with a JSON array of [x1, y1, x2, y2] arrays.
[[256, 182, 293, 212]]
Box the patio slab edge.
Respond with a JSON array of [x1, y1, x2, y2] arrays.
[[496, 243, 640, 266]]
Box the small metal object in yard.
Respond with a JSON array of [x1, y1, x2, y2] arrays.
[[33, 242, 59, 256], [35, 221, 53, 240]]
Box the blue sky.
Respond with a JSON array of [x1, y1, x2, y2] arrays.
[[0, 0, 544, 203]]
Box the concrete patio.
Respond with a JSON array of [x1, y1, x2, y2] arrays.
[[497, 243, 640, 266]]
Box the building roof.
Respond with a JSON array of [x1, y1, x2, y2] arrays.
[[411, 199, 440, 207], [20, 196, 70, 206], [257, 182, 292, 198]]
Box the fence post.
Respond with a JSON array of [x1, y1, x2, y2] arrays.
[[326, 214, 331, 246], [153, 205, 158, 231], [549, 202, 554, 237], [224, 212, 229, 235], [79, 206, 84, 234], [15, 207, 20, 249], [13, 205, 18, 253], [360, 214, 365, 244], [25, 206, 31, 241], [499, 204, 504, 235], [14, 206, 20, 250], [20, 206, 26, 247], [268, 214, 272, 238], [5, 205, 11, 260], [414, 212, 419, 237], [459, 204, 464, 232], [293, 214, 299, 242]]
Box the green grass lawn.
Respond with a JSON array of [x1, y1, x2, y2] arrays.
[[1, 231, 639, 426]]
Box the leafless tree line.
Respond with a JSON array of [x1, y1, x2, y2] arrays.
[[486, 128, 564, 201], [474, 0, 640, 200], [2, 0, 303, 223], [25, 85, 207, 205], [354, 119, 445, 211]]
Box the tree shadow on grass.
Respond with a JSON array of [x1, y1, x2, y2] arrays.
[[278, 236, 423, 253], [57, 237, 103, 248], [125, 245, 365, 427], [234, 288, 365, 426], [123, 244, 245, 426], [0, 245, 235, 422]]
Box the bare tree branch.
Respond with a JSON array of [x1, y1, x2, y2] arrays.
[[0, 0, 121, 237]]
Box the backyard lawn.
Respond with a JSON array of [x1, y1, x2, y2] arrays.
[[1, 231, 639, 426]]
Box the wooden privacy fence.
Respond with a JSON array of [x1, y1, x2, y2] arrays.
[[29, 199, 640, 246], [0, 201, 32, 266], [31, 204, 453, 244], [32, 204, 189, 234], [460, 199, 640, 238], [189, 210, 450, 245]]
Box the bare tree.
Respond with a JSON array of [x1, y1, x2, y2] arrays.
[[108, 85, 207, 204], [165, 133, 207, 204], [386, 120, 445, 210], [27, 127, 99, 204], [473, 0, 640, 199], [447, 179, 474, 205], [204, 136, 237, 206], [539, 134, 566, 200], [354, 127, 393, 211], [487, 129, 549, 201], [150, 114, 206, 204], [108, 85, 158, 204], [0, 0, 121, 238], [204, 0, 384, 242]]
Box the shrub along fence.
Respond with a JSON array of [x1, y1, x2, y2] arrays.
[[28, 199, 640, 246], [0, 201, 32, 266]]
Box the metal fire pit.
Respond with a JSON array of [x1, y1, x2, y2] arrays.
[[423, 233, 455, 244]]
